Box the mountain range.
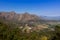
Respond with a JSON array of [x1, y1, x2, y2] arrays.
[[0, 11, 60, 24]]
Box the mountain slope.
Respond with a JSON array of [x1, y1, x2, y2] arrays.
[[0, 12, 40, 22]]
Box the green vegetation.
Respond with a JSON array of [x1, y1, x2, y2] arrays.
[[0, 20, 60, 40]]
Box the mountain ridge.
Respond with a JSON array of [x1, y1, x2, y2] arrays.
[[0, 11, 60, 22], [0, 12, 40, 22]]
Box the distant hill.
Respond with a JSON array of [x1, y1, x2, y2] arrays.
[[42, 16, 60, 20]]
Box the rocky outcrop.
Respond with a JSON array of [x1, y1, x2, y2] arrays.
[[0, 12, 40, 22]]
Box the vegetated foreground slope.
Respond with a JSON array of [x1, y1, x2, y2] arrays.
[[0, 19, 60, 40]]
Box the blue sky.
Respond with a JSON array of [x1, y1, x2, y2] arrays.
[[0, 0, 60, 16]]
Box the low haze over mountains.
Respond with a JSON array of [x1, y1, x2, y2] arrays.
[[42, 16, 60, 20]]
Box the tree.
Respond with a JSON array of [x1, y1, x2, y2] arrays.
[[52, 25, 60, 40]]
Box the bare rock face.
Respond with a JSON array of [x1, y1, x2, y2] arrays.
[[18, 12, 39, 21], [0, 12, 40, 22], [0, 11, 16, 20]]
